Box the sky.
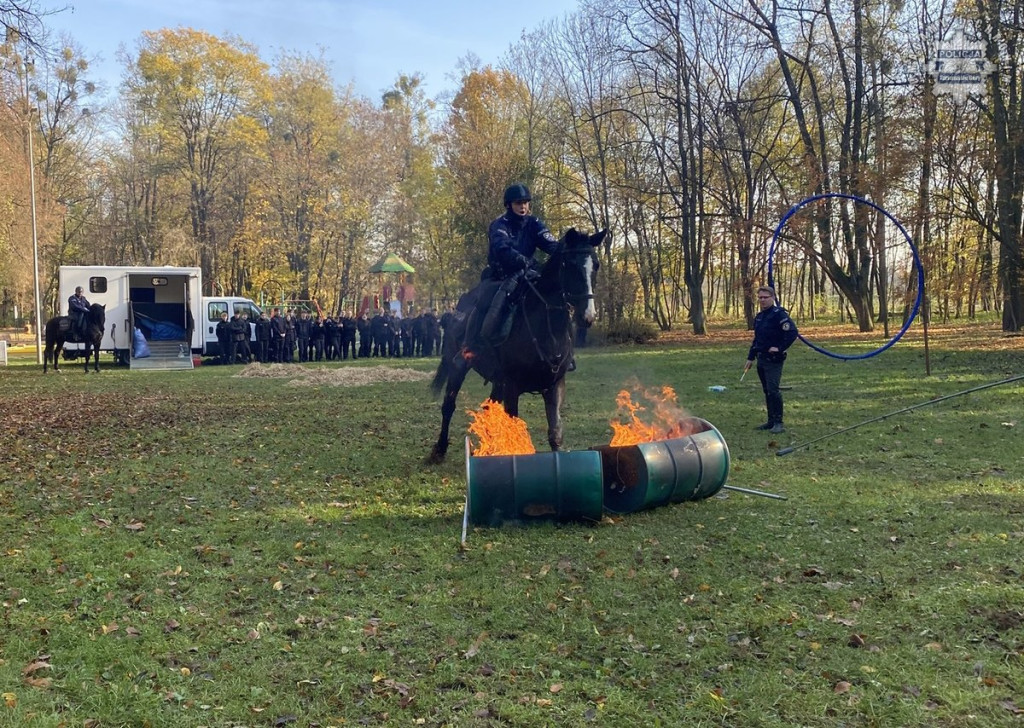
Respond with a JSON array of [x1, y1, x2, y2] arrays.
[[43, 0, 581, 102]]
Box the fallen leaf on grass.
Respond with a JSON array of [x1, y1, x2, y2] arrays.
[[22, 659, 51, 676], [2, 693, 15, 707], [24, 677, 52, 688], [124, 520, 145, 531], [464, 632, 488, 659], [834, 681, 852, 694], [1000, 700, 1023, 715], [550, 683, 563, 693]]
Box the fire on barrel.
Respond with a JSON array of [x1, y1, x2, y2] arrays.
[[463, 383, 731, 526]]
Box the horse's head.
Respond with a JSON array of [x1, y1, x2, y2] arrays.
[[89, 303, 106, 329], [549, 228, 606, 326]]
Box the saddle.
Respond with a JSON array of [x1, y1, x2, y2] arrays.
[[57, 316, 81, 342]]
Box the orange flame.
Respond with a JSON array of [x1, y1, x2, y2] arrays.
[[468, 399, 537, 456], [609, 383, 696, 446]]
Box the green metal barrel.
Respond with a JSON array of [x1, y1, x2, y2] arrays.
[[466, 450, 604, 526], [595, 418, 730, 514]]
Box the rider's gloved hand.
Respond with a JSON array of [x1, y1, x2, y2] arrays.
[[523, 267, 541, 282]]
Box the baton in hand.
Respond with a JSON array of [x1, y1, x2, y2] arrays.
[[740, 361, 752, 382]]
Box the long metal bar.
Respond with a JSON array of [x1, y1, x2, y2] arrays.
[[722, 484, 788, 500], [776, 373, 1024, 456]]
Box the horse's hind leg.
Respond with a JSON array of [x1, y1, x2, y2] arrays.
[[542, 379, 566, 451], [428, 362, 469, 464]]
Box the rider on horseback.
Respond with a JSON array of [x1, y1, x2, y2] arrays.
[[478, 183, 561, 343], [68, 286, 91, 341]]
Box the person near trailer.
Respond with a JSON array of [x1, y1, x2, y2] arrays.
[[340, 312, 358, 360], [295, 310, 312, 362], [254, 312, 271, 363], [310, 314, 325, 361], [227, 312, 247, 364], [215, 311, 231, 364], [236, 312, 253, 363], [745, 285, 798, 434], [67, 285, 91, 340]]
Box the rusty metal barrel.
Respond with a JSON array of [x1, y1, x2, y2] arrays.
[[593, 417, 730, 514], [466, 449, 604, 526]]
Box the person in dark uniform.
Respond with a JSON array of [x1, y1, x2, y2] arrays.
[[269, 307, 286, 362], [340, 312, 357, 360], [745, 285, 798, 434], [227, 312, 247, 364], [370, 309, 387, 357], [237, 312, 253, 363], [67, 286, 91, 340], [295, 310, 312, 362], [282, 308, 297, 362], [357, 312, 371, 358], [323, 316, 339, 360], [255, 312, 271, 363], [215, 311, 231, 364], [477, 183, 561, 342], [310, 314, 325, 361]]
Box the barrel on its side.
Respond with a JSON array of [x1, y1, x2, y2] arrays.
[[467, 450, 604, 526], [595, 418, 730, 514]]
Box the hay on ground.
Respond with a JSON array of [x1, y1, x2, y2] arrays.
[[235, 363, 432, 387]]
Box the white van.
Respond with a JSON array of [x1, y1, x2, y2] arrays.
[[200, 296, 262, 359]]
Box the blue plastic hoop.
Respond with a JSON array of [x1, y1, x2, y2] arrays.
[[768, 193, 924, 361]]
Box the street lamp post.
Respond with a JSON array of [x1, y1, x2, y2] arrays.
[[24, 59, 42, 364]]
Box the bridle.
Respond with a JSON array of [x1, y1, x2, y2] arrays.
[[519, 245, 595, 373]]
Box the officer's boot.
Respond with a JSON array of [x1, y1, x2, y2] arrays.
[[479, 276, 519, 343]]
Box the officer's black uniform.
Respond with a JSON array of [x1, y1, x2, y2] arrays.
[[255, 315, 271, 363], [340, 315, 357, 359], [747, 302, 798, 429]]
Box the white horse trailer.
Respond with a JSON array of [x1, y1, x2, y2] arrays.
[[59, 266, 202, 370]]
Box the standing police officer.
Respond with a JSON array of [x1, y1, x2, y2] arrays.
[[745, 286, 798, 434]]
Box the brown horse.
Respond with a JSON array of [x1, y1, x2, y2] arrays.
[[43, 303, 106, 373], [428, 227, 606, 463]]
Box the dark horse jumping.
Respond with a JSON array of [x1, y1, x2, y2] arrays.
[[43, 303, 106, 373], [428, 227, 606, 463]]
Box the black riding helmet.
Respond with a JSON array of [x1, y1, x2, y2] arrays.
[[503, 183, 531, 206]]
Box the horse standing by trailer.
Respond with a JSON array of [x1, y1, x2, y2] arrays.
[[427, 227, 606, 463], [43, 303, 106, 373]]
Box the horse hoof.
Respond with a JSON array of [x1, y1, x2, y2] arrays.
[[425, 448, 447, 465]]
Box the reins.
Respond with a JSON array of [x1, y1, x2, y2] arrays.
[[519, 251, 588, 374]]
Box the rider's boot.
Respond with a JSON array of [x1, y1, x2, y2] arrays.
[[480, 276, 518, 343]]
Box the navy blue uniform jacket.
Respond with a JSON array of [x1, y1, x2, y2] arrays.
[[487, 211, 560, 278], [748, 305, 798, 361]]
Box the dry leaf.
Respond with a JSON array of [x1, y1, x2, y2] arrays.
[[834, 681, 852, 694], [124, 520, 145, 531], [22, 659, 52, 676], [463, 632, 488, 659], [550, 683, 563, 693]]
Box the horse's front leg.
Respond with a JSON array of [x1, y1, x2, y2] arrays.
[[542, 379, 566, 451]]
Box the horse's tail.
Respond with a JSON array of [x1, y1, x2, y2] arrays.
[[430, 355, 449, 397]]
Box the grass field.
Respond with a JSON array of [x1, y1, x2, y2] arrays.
[[1, 321, 1022, 727]]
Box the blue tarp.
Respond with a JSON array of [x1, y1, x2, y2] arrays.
[[132, 328, 151, 358]]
